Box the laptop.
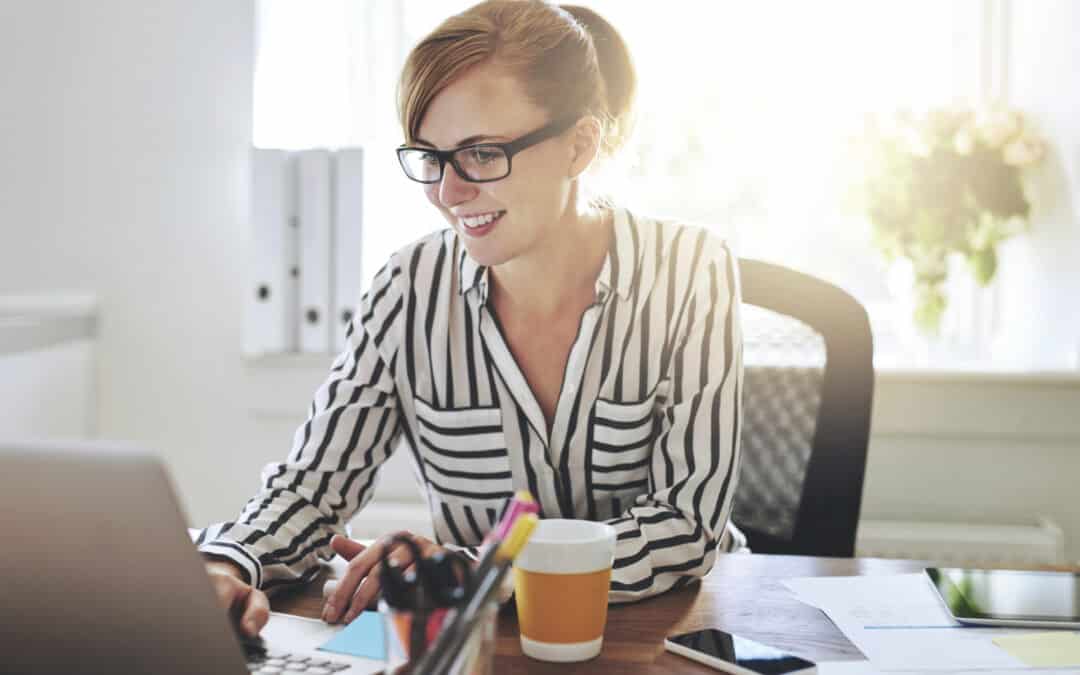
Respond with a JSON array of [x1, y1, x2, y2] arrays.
[[0, 440, 387, 675]]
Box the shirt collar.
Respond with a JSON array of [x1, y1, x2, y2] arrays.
[[594, 207, 639, 301], [457, 240, 490, 303]]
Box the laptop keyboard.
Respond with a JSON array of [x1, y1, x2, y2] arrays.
[[246, 649, 352, 673]]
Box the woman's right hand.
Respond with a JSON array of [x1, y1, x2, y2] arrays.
[[205, 559, 271, 638]]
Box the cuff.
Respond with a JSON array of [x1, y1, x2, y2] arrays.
[[720, 521, 749, 553], [199, 541, 264, 589]]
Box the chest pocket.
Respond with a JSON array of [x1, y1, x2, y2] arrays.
[[590, 388, 663, 499], [414, 397, 514, 506]]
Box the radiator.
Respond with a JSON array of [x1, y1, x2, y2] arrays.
[[856, 517, 1066, 566]]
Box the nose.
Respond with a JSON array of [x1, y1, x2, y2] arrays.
[[436, 160, 477, 207]]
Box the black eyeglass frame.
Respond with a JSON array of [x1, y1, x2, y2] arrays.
[[396, 116, 579, 184]]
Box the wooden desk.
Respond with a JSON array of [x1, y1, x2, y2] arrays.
[[271, 554, 929, 673]]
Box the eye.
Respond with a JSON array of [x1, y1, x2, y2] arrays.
[[468, 147, 502, 165], [418, 152, 440, 166]]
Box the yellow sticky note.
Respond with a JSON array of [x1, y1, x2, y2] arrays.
[[993, 632, 1080, 667]]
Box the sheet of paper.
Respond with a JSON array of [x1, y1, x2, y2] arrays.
[[816, 661, 1075, 675], [992, 631, 1080, 667], [261, 611, 387, 674], [782, 574, 1033, 671], [318, 610, 387, 660], [262, 611, 343, 647], [816, 661, 886, 675], [784, 573, 958, 629]]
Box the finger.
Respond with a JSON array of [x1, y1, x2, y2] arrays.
[[381, 536, 443, 585], [342, 561, 384, 622], [208, 573, 262, 635], [325, 531, 423, 623], [330, 534, 367, 561], [344, 542, 418, 622], [411, 535, 442, 558], [208, 572, 244, 612], [324, 535, 395, 623], [240, 588, 271, 637]]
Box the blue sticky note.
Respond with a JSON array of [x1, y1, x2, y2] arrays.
[[318, 611, 387, 661]]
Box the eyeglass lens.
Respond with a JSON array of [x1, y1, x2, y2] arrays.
[[399, 146, 510, 183]]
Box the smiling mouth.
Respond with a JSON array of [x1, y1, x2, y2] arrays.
[[459, 210, 506, 231]]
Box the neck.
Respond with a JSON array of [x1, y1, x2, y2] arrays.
[[490, 202, 612, 319]]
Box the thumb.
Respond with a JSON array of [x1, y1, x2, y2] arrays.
[[330, 534, 366, 561]]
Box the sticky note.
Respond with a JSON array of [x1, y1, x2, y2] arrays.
[[318, 610, 387, 661], [993, 631, 1080, 667]]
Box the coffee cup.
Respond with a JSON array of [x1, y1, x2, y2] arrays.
[[512, 519, 616, 662]]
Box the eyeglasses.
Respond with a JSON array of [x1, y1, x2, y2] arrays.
[[396, 116, 578, 184]]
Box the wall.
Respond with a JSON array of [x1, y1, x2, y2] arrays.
[[0, 1, 265, 524], [862, 372, 1080, 562], [992, 0, 1080, 369], [1, 1, 1077, 562]]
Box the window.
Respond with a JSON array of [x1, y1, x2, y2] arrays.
[[253, 0, 1065, 370]]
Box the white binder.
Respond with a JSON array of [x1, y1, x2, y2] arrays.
[[332, 148, 364, 352], [246, 148, 298, 355], [297, 149, 334, 353]]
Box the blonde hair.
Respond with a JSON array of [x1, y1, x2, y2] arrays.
[[397, 0, 636, 159]]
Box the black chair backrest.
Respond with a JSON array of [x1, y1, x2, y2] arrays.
[[732, 258, 874, 557]]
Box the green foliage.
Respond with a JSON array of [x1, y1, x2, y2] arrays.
[[857, 105, 1044, 334]]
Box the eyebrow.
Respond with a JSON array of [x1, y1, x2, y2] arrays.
[[413, 133, 510, 148]]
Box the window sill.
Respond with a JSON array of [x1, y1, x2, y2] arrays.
[[243, 353, 1080, 441], [245, 352, 1080, 384], [876, 365, 1080, 387]]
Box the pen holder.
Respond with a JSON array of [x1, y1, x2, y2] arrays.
[[380, 598, 498, 675]]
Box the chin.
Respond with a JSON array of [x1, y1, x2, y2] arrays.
[[460, 238, 515, 268]]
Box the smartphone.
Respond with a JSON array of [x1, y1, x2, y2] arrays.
[[665, 629, 817, 675]]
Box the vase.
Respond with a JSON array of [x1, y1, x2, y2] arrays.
[[887, 257, 995, 368]]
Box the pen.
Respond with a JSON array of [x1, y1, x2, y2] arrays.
[[414, 513, 539, 675], [471, 491, 538, 588], [487, 491, 538, 544]]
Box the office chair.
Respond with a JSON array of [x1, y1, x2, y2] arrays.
[[731, 258, 874, 557]]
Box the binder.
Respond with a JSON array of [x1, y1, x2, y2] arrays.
[[297, 149, 334, 353], [246, 148, 298, 356], [332, 148, 364, 352]]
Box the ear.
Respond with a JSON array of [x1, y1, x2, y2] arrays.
[[568, 116, 602, 179]]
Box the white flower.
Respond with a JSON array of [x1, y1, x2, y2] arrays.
[[953, 127, 975, 155], [900, 124, 931, 157], [1003, 132, 1045, 166], [975, 105, 1021, 148]]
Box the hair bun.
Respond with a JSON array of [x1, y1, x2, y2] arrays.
[[560, 4, 637, 155]]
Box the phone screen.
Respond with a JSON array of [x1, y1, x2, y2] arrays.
[[667, 630, 815, 674]]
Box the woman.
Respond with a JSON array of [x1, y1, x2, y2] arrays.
[[200, 0, 742, 637]]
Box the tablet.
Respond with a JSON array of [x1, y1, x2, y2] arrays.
[[925, 567, 1080, 628]]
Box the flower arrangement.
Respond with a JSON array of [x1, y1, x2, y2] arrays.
[[858, 105, 1045, 334]]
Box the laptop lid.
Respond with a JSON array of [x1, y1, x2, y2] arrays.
[[0, 440, 248, 675]]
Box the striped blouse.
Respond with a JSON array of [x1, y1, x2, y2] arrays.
[[197, 207, 743, 602]]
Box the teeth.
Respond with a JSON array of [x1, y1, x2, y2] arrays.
[[461, 211, 500, 229]]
